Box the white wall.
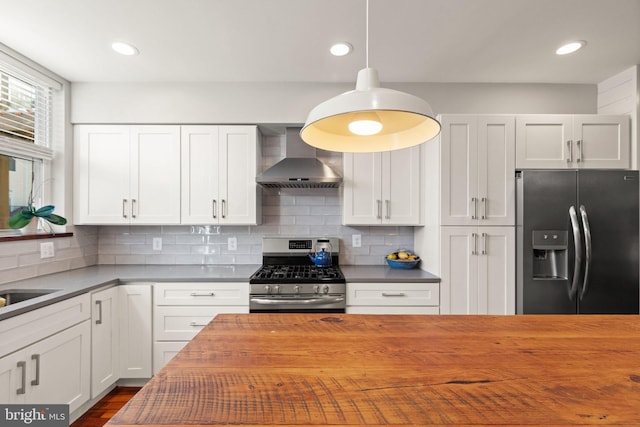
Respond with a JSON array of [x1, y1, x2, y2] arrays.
[[598, 66, 639, 169], [70, 81, 597, 125]]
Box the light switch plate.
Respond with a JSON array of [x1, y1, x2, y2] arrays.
[[153, 237, 162, 251], [228, 237, 237, 251], [40, 242, 55, 258], [352, 234, 362, 248]]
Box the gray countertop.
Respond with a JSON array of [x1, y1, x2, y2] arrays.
[[0, 264, 439, 320]]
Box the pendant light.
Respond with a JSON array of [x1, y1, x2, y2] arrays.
[[300, 0, 441, 153]]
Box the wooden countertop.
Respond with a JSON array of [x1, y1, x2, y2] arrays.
[[107, 314, 640, 426]]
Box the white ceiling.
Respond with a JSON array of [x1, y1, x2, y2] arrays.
[[1, 0, 639, 85]]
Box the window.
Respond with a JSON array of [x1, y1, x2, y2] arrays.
[[0, 59, 54, 231]]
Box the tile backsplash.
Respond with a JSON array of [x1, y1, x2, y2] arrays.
[[97, 189, 415, 266]]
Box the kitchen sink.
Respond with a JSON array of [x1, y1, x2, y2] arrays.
[[0, 289, 60, 306]]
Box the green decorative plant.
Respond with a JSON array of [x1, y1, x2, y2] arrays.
[[7, 161, 67, 230], [8, 204, 67, 229]]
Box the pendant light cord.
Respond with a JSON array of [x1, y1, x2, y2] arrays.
[[365, 0, 369, 68]]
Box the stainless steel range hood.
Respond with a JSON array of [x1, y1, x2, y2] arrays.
[[256, 128, 342, 189]]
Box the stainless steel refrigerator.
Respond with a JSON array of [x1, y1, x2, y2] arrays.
[[516, 169, 639, 314]]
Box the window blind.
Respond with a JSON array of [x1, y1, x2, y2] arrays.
[[0, 61, 51, 148]]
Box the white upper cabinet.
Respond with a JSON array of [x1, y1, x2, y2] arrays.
[[181, 125, 261, 225], [515, 114, 630, 169], [343, 146, 421, 225], [74, 125, 181, 224], [440, 115, 515, 226]]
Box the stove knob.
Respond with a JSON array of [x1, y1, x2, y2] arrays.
[[313, 285, 320, 294], [264, 285, 271, 294], [274, 285, 280, 294], [294, 285, 300, 294], [323, 285, 330, 294]]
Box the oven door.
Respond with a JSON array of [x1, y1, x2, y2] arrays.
[[249, 294, 346, 313]]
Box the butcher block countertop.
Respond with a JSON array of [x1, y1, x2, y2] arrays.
[[107, 314, 640, 427]]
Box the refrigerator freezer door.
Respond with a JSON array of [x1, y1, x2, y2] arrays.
[[576, 170, 639, 314], [518, 170, 578, 314]]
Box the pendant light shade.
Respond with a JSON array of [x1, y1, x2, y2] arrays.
[[301, 68, 441, 152], [301, 0, 440, 153]]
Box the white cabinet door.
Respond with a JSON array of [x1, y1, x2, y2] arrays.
[[573, 115, 630, 168], [74, 125, 181, 225], [91, 287, 119, 398], [181, 125, 260, 225], [0, 349, 27, 404], [28, 321, 91, 413], [477, 227, 515, 315], [343, 152, 382, 225], [343, 147, 421, 225], [119, 284, 152, 379], [130, 126, 181, 224], [384, 146, 421, 224], [74, 125, 131, 224], [181, 126, 220, 224], [515, 115, 630, 169], [153, 341, 188, 375], [440, 226, 515, 315], [478, 116, 515, 226], [441, 115, 514, 226], [219, 126, 260, 225]]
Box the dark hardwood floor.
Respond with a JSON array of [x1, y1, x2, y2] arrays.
[[71, 387, 141, 427]]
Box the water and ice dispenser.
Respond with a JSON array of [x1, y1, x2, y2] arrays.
[[532, 230, 568, 279]]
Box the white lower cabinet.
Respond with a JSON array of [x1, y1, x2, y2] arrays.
[[153, 283, 249, 374], [346, 283, 440, 314], [119, 284, 152, 379], [91, 286, 119, 398], [440, 226, 515, 314], [0, 300, 91, 414]]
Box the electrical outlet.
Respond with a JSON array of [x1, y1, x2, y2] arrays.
[[352, 234, 362, 248], [228, 237, 237, 251], [40, 242, 55, 259], [153, 237, 162, 251]]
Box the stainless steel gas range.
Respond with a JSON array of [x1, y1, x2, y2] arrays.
[[249, 237, 346, 313]]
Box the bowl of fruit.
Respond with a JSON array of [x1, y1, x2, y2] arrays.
[[385, 250, 420, 269]]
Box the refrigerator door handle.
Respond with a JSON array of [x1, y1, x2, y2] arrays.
[[569, 206, 582, 300], [579, 205, 592, 300]]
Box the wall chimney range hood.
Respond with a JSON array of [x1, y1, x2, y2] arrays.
[[256, 128, 342, 189]]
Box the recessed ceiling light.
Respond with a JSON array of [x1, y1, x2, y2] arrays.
[[111, 41, 139, 56], [330, 42, 352, 57], [556, 40, 586, 55]]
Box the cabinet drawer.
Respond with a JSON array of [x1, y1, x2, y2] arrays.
[[0, 294, 91, 358], [154, 283, 249, 306], [154, 306, 249, 341], [347, 306, 440, 314], [347, 283, 439, 307]]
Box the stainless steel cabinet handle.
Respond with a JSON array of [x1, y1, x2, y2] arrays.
[[385, 200, 390, 219], [95, 300, 103, 325], [132, 198, 137, 218], [222, 199, 226, 219], [579, 205, 592, 300], [30, 354, 40, 386], [481, 232, 487, 255], [382, 292, 406, 297], [471, 233, 478, 255], [17, 361, 26, 395], [376, 200, 382, 219], [212, 200, 217, 219], [576, 139, 582, 162], [567, 140, 573, 163], [568, 206, 582, 300], [481, 197, 487, 219], [122, 199, 128, 218], [189, 321, 209, 327], [190, 292, 215, 297], [471, 197, 478, 219]]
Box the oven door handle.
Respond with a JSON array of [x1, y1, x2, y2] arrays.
[[250, 296, 345, 305]]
